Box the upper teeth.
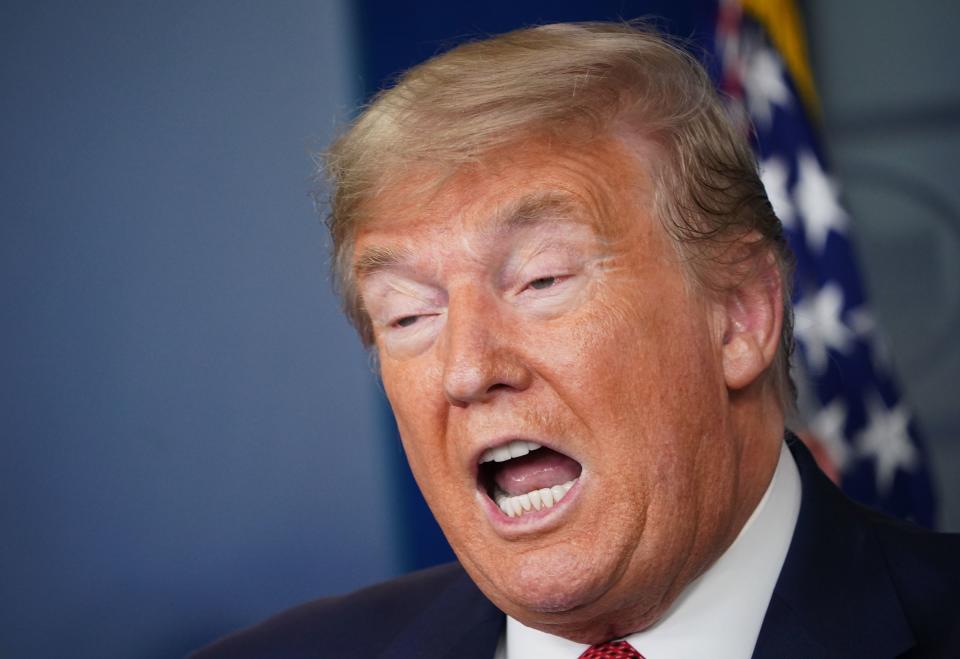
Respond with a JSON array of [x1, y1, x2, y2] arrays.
[[479, 440, 542, 463]]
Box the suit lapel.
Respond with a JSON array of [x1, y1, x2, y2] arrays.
[[752, 437, 915, 658], [381, 566, 504, 659]]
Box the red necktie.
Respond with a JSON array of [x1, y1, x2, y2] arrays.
[[578, 640, 645, 658]]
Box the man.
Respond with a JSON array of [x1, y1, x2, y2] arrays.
[[192, 22, 959, 658]]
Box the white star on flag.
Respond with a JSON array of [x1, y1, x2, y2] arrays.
[[809, 398, 852, 472], [760, 157, 795, 227], [795, 151, 848, 253], [742, 46, 791, 127], [793, 283, 856, 373], [714, 1, 936, 526], [856, 396, 917, 494]]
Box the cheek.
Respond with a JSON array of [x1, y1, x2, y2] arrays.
[[380, 359, 447, 475], [536, 278, 724, 468], [539, 279, 706, 402]]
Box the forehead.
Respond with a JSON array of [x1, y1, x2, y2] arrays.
[[352, 137, 658, 267]]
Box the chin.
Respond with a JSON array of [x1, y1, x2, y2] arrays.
[[486, 543, 620, 617], [465, 536, 675, 643]]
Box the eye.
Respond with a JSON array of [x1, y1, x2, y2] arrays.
[[393, 315, 420, 328], [526, 275, 566, 291]]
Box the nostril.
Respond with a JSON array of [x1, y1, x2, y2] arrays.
[[442, 361, 487, 404], [440, 331, 533, 404], [444, 378, 519, 406]]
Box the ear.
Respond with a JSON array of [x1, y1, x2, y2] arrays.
[[720, 247, 784, 391]]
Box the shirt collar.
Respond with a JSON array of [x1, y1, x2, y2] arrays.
[[502, 440, 801, 659]]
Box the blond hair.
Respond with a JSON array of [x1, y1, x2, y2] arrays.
[[323, 21, 796, 407]]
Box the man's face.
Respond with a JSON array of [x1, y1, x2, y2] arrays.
[[354, 137, 754, 640]]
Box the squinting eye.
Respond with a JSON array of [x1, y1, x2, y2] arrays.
[[394, 315, 419, 328], [528, 276, 560, 290]]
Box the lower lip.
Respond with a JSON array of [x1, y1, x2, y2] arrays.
[[478, 477, 582, 534]]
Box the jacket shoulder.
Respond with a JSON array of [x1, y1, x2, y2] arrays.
[[188, 563, 475, 658], [869, 515, 960, 654], [763, 437, 960, 658]]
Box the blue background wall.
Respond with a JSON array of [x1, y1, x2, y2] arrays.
[[2, 2, 398, 657], [2, 2, 958, 658]]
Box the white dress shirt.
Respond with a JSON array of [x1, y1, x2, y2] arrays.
[[495, 441, 801, 659]]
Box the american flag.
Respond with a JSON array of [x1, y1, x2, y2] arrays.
[[712, 0, 937, 526]]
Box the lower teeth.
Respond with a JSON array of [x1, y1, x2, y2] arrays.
[[495, 479, 577, 518]]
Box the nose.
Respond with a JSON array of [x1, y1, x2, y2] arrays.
[[441, 288, 532, 406]]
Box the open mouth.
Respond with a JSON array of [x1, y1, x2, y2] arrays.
[[478, 440, 583, 518]]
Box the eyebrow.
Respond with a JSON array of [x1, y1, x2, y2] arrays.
[[354, 244, 415, 278], [353, 191, 584, 279], [493, 191, 582, 234]]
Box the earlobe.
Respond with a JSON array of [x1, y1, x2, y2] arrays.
[[723, 332, 767, 389], [721, 250, 783, 391]]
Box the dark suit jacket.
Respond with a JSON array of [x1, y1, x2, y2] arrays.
[[190, 439, 960, 658]]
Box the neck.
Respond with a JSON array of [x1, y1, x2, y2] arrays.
[[727, 381, 785, 542]]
